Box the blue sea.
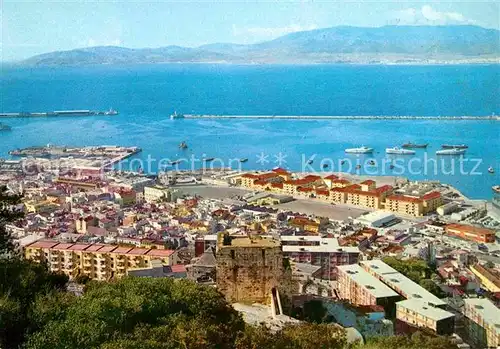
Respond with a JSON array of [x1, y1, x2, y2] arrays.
[[0, 64, 499, 199]]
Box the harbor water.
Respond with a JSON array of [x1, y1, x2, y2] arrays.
[[0, 64, 499, 199]]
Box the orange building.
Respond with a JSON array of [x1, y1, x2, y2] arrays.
[[240, 172, 283, 189], [385, 195, 425, 216], [343, 184, 393, 209], [385, 191, 443, 217], [445, 224, 496, 243], [282, 175, 324, 196], [271, 167, 293, 181]]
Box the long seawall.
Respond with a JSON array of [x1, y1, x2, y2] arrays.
[[180, 114, 499, 121]]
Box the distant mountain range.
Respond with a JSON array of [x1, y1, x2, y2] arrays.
[[22, 25, 500, 65]]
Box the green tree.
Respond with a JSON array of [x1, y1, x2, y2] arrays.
[[0, 258, 69, 349], [235, 323, 349, 349], [419, 279, 446, 298], [364, 332, 457, 349], [0, 187, 70, 349], [24, 277, 244, 349]]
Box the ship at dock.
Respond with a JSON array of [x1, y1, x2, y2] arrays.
[[401, 142, 428, 149]]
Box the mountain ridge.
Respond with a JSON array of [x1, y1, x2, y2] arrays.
[[20, 25, 500, 66]]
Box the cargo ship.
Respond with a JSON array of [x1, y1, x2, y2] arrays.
[[436, 148, 466, 155], [402, 142, 428, 149], [442, 144, 468, 149]]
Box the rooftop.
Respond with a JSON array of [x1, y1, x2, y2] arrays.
[[337, 264, 399, 299], [360, 260, 446, 307], [218, 234, 280, 248], [464, 298, 500, 328], [397, 299, 454, 321]]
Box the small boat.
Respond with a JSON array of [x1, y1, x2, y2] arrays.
[[307, 160, 314, 165], [340, 160, 346, 165], [239, 158, 248, 163], [345, 146, 374, 154], [386, 147, 416, 155], [442, 144, 468, 149], [355, 165, 361, 170], [168, 160, 181, 165], [0, 123, 12, 131], [203, 157, 215, 162], [368, 160, 376, 165], [402, 142, 428, 149], [389, 164, 395, 169], [488, 167, 495, 174], [179, 141, 188, 150], [322, 164, 329, 168], [493, 185, 500, 194], [436, 148, 466, 156], [170, 111, 185, 119]]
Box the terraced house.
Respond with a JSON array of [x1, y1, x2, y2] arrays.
[[24, 240, 178, 280]]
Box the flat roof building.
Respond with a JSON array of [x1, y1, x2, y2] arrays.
[[360, 259, 446, 308], [396, 299, 455, 335], [337, 264, 399, 312], [463, 298, 500, 349]]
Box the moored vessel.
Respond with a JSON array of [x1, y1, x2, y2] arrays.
[[386, 147, 416, 155], [402, 142, 428, 149], [442, 144, 468, 149], [0, 123, 12, 131], [493, 185, 500, 194], [345, 146, 373, 154], [436, 148, 466, 155], [170, 111, 185, 119]]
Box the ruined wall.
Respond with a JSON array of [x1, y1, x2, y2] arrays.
[[216, 244, 283, 304]]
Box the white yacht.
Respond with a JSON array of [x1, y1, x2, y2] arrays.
[[386, 147, 415, 155], [436, 148, 466, 155], [345, 146, 374, 154]]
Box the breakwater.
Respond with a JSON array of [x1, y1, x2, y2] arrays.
[[179, 114, 499, 121], [0, 109, 118, 118]]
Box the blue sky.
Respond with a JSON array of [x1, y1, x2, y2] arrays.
[[1, 0, 499, 61]]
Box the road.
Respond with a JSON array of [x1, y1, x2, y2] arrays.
[[175, 184, 367, 220]]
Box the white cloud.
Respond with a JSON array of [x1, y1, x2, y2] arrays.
[[394, 5, 472, 25], [233, 24, 318, 40]]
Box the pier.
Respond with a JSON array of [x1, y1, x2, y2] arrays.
[[0, 109, 118, 118], [179, 114, 499, 121]]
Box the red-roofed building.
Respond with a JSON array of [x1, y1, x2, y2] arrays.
[[24, 241, 178, 281], [272, 167, 292, 180], [385, 191, 442, 217], [240, 172, 283, 189], [445, 224, 496, 243], [343, 183, 393, 209]]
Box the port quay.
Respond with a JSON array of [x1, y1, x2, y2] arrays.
[[176, 114, 500, 121]]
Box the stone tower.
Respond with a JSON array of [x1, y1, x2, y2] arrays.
[[216, 233, 283, 305]]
